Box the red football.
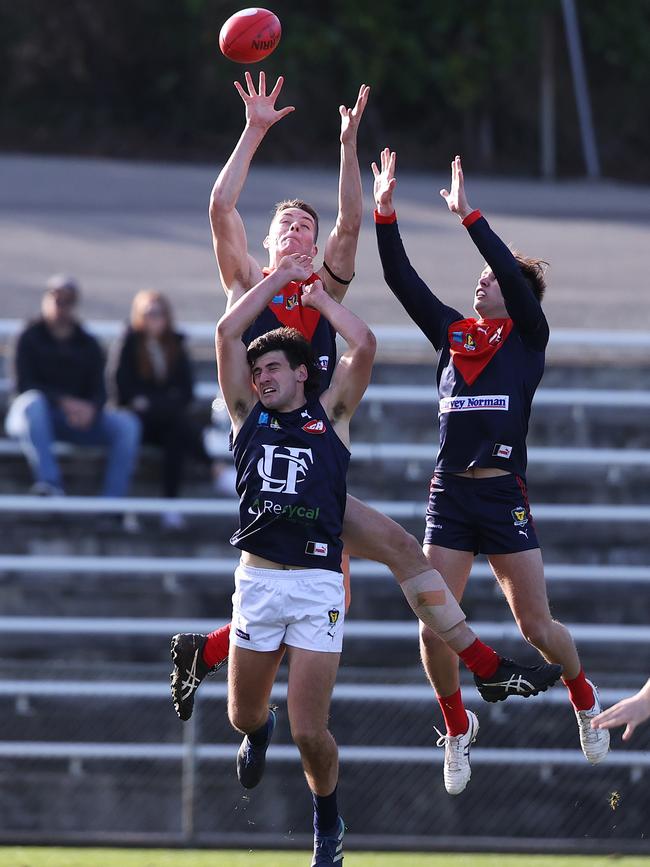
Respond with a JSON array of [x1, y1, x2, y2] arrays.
[[219, 8, 282, 63]]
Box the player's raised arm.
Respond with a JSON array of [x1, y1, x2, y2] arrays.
[[373, 148, 460, 350], [319, 85, 370, 302], [302, 280, 376, 444], [442, 154, 549, 348], [216, 253, 313, 431], [209, 71, 295, 302]]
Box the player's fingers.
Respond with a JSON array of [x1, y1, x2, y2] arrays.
[[269, 75, 284, 99], [277, 106, 295, 120], [234, 80, 247, 100], [440, 189, 449, 200], [259, 69, 267, 96], [371, 162, 379, 178], [244, 70, 254, 94], [389, 151, 396, 173], [622, 722, 636, 741]]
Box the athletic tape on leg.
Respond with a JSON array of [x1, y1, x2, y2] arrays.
[[400, 570, 465, 635]]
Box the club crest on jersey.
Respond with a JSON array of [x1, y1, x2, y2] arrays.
[[317, 355, 329, 371], [303, 419, 326, 434], [327, 607, 340, 638], [286, 293, 299, 310], [258, 444, 313, 494], [512, 506, 528, 527], [464, 333, 476, 351], [270, 417, 281, 430]]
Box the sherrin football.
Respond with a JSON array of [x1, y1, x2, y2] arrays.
[[219, 8, 282, 63]]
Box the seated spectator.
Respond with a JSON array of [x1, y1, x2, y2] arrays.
[[4, 275, 141, 503], [109, 290, 218, 529]]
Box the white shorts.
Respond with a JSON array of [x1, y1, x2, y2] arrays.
[[230, 563, 345, 653]]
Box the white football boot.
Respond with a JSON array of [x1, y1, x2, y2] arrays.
[[435, 709, 480, 795], [575, 680, 610, 764]]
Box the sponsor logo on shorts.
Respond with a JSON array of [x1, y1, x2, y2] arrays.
[[493, 443, 513, 458], [327, 607, 340, 638], [235, 628, 250, 641], [511, 506, 528, 527], [302, 419, 326, 434], [305, 541, 328, 557], [317, 355, 329, 371], [439, 395, 509, 413]]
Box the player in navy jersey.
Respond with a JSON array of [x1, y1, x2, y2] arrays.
[[212, 250, 559, 861], [372, 148, 610, 794]]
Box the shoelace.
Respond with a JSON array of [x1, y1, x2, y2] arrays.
[[433, 726, 465, 770]]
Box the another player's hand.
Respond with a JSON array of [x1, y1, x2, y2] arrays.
[[277, 253, 313, 283], [340, 84, 370, 146], [371, 148, 397, 216], [301, 278, 328, 310], [234, 71, 295, 131], [440, 155, 472, 221], [591, 681, 650, 741]]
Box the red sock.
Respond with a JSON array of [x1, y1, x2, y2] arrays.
[[202, 624, 230, 668], [436, 688, 468, 737], [458, 639, 500, 679], [562, 668, 595, 711]]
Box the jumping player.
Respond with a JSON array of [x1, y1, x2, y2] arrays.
[[372, 148, 609, 795], [170, 75, 561, 737]]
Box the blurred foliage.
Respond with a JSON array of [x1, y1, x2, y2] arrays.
[[0, 0, 648, 178]]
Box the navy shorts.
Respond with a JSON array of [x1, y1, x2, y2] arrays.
[[424, 471, 540, 555]]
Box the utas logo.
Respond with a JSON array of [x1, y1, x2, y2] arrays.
[[302, 419, 326, 434], [257, 445, 313, 494]]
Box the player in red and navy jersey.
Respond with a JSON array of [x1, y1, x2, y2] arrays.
[[170, 76, 561, 743], [373, 148, 610, 794]]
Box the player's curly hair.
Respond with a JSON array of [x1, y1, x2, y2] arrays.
[[247, 327, 320, 394], [273, 199, 320, 242], [512, 251, 549, 303]]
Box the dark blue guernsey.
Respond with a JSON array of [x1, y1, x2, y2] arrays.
[[375, 210, 549, 478], [243, 271, 336, 394], [231, 396, 350, 572]]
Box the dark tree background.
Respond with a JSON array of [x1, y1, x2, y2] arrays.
[[0, 0, 648, 179]]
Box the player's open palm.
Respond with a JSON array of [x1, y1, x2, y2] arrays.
[[440, 155, 472, 219], [340, 84, 370, 145], [234, 70, 295, 130], [371, 148, 397, 215]]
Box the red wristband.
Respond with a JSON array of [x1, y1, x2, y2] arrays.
[[374, 209, 397, 224], [462, 209, 482, 228]]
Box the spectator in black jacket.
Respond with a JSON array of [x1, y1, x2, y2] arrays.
[[5, 275, 141, 499], [109, 290, 212, 529]]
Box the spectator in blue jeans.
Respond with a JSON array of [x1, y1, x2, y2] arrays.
[[5, 275, 141, 500]]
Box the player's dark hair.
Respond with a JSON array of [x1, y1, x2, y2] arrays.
[[247, 327, 320, 394], [273, 199, 320, 242], [513, 252, 549, 303]]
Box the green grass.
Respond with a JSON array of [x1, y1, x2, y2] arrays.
[[1, 850, 650, 867]]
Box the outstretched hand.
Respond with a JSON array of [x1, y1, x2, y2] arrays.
[[371, 148, 397, 216], [591, 684, 650, 741], [340, 84, 370, 145], [440, 155, 472, 220], [234, 70, 295, 130], [277, 253, 314, 284]]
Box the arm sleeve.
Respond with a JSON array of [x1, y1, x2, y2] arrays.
[[375, 214, 462, 350], [14, 329, 61, 401], [464, 212, 549, 351]]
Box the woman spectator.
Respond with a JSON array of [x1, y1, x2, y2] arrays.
[[109, 290, 211, 529]]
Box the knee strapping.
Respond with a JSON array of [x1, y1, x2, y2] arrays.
[[400, 569, 465, 635]]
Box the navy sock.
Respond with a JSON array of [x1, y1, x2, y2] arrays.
[[248, 711, 272, 747], [313, 785, 339, 835]]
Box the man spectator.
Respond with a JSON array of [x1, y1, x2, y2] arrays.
[[5, 275, 141, 500]]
